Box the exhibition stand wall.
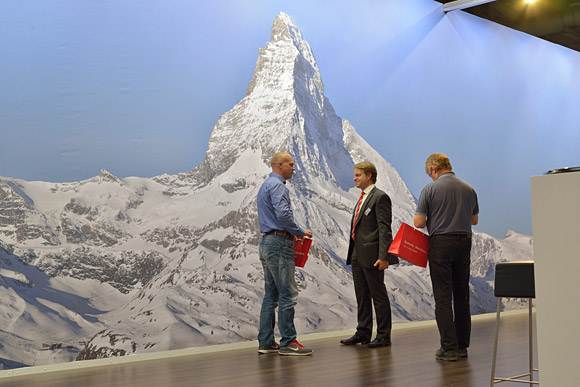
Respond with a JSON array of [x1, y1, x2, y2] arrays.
[[531, 169, 580, 385]]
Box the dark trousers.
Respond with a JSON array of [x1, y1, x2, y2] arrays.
[[428, 234, 472, 351], [352, 259, 392, 340]]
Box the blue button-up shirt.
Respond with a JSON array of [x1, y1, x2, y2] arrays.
[[257, 173, 305, 237]]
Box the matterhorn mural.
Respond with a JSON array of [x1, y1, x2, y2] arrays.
[[0, 12, 532, 369]]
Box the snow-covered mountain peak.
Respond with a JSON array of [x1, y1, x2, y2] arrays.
[[98, 169, 120, 182], [187, 12, 339, 190], [271, 12, 296, 42], [244, 11, 321, 107], [270, 12, 318, 71]]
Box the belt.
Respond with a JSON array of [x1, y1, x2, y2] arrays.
[[431, 233, 471, 239], [264, 230, 294, 241]]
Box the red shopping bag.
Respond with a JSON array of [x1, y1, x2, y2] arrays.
[[388, 223, 429, 268], [294, 237, 312, 268]]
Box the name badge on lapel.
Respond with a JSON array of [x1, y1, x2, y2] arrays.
[[364, 208, 371, 216]]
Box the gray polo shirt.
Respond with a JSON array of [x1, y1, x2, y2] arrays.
[[416, 172, 479, 236]]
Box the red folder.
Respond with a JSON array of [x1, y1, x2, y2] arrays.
[[294, 237, 312, 268], [388, 223, 429, 268]]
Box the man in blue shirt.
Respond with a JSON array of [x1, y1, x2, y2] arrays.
[[256, 152, 313, 356], [414, 153, 479, 362]]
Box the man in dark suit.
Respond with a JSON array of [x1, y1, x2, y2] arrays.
[[341, 161, 399, 348]]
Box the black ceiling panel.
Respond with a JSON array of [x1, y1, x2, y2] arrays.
[[435, 0, 580, 52]]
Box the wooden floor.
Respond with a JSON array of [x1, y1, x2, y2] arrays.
[[0, 311, 538, 387]]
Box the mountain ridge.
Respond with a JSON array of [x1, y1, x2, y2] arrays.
[[0, 12, 532, 368]]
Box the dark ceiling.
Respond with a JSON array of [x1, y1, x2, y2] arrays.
[[435, 0, 580, 52]]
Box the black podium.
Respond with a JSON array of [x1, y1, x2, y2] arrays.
[[490, 261, 539, 386]]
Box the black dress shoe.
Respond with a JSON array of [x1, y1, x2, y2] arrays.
[[340, 334, 370, 345], [368, 337, 391, 348]]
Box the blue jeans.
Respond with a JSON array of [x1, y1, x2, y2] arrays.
[[258, 235, 298, 347]]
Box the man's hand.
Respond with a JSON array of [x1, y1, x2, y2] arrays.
[[304, 229, 313, 238], [374, 259, 389, 270]]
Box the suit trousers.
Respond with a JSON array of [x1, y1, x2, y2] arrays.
[[428, 234, 472, 351], [351, 258, 392, 340]]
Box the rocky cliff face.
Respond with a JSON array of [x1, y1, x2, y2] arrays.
[[0, 12, 532, 367]]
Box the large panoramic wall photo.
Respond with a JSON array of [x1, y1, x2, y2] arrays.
[[1, 0, 578, 369]]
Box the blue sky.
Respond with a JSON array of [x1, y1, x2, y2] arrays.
[[1, 0, 579, 239]]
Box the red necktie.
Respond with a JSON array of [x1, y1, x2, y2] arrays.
[[351, 191, 365, 240]]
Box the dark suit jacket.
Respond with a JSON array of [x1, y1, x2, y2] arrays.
[[347, 186, 399, 268]]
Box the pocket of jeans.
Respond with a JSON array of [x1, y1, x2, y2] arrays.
[[261, 237, 281, 248]]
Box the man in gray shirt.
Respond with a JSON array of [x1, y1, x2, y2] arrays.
[[414, 153, 479, 362]]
